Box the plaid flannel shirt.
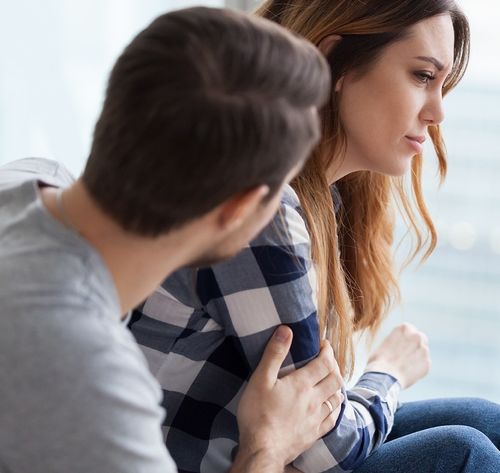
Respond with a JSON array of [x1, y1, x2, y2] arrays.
[[130, 184, 401, 473]]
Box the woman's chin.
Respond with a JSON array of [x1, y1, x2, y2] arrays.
[[385, 154, 415, 177], [362, 151, 415, 177]]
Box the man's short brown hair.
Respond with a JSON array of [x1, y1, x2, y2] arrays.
[[82, 7, 330, 236]]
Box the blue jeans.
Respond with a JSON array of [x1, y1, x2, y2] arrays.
[[353, 398, 500, 473]]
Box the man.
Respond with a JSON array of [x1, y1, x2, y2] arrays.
[[0, 7, 343, 473]]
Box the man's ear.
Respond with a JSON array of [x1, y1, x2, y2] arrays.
[[217, 185, 270, 231]]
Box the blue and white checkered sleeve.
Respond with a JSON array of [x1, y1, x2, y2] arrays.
[[198, 186, 401, 473], [197, 188, 321, 374]]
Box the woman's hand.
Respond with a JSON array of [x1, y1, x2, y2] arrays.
[[364, 323, 431, 390], [232, 326, 344, 473]]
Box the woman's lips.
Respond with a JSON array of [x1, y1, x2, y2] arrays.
[[405, 136, 426, 154]]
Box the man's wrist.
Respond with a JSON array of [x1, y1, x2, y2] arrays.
[[230, 444, 284, 473]]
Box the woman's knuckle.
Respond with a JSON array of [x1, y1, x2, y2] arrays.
[[401, 322, 413, 332]]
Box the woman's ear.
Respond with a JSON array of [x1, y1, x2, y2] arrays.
[[335, 76, 345, 92], [318, 35, 344, 92], [317, 34, 342, 57]]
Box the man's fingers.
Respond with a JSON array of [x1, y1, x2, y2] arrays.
[[254, 326, 293, 385], [315, 370, 343, 401], [320, 391, 344, 420], [295, 341, 337, 386], [318, 392, 344, 436], [331, 392, 344, 422]]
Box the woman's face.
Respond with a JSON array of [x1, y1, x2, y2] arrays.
[[333, 14, 455, 180]]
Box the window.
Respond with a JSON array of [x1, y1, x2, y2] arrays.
[[0, 0, 224, 175]]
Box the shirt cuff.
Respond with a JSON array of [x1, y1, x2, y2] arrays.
[[354, 371, 401, 413]]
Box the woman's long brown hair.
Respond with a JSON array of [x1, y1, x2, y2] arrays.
[[256, 0, 470, 377]]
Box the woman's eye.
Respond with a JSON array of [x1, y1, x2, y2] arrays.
[[415, 71, 436, 84]]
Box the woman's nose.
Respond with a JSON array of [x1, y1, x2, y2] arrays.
[[421, 91, 445, 125]]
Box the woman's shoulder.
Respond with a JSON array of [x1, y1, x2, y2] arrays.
[[159, 184, 311, 308], [281, 183, 301, 210], [251, 184, 310, 248]]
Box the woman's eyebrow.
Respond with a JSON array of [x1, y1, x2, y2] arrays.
[[414, 56, 445, 71]]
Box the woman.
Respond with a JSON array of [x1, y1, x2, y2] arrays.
[[130, 1, 500, 472]]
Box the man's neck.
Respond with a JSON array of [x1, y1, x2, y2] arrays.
[[40, 179, 208, 316]]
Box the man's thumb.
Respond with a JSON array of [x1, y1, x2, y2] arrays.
[[254, 326, 293, 384]]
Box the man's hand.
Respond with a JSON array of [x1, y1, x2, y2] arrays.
[[231, 326, 343, 473], [364, 322, 431, 390]]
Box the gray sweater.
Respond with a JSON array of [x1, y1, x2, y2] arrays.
[[0, 158, 176, 473]]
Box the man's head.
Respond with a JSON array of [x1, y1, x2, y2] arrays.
[[82, 6, 330, 248]]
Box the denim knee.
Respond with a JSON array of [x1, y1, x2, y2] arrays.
[[442, 424, 490, 450], [439, 425, 499, 472], [352, 424, 500, 473], [462, 397, 498, 415], [458, 398, 500, 448]]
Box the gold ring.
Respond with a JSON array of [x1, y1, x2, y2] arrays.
[[323, 399, 334, 415]]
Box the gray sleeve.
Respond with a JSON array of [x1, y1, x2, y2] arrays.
[[0, 308, 177, 473]]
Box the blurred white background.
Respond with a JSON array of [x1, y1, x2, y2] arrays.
[[0, 1, 498, 402]]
